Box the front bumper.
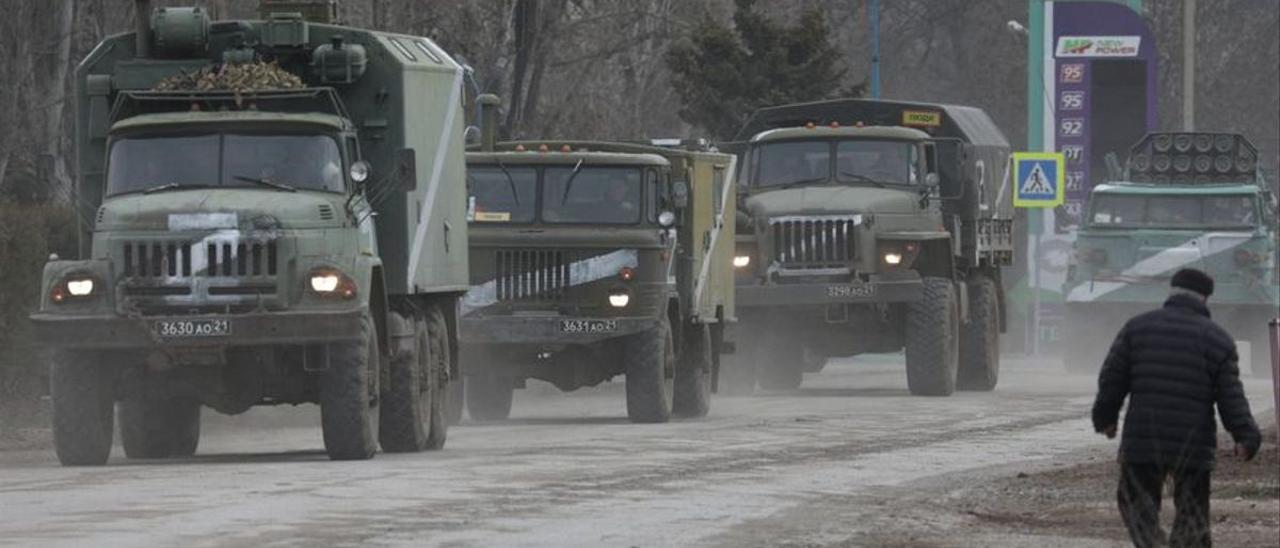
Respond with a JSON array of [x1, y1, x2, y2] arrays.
[[29, 308, 364, 350], [459, 314, 657, 345], [737, 273, 923, 307]]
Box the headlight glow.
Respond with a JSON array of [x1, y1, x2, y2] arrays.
[[66, 279, 95, 296], [310, 274, 341, 293], [883, 252, 903, 265], [608, 293, 630, 308], [733, 255, 751, 268]]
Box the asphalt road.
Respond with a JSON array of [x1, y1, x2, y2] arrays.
[[0, 355, 1273, 547]]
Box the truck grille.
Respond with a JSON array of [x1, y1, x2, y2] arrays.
[[770, 216, 858, 271], [495, 250, 569, 301], [122, 239, 279, 278]]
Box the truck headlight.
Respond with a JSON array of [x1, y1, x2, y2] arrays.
[[66, 278, 95, 296], [51, 275, 98, 304], [733, 255, 751, 268], [309, 268, 357, 299], [883, 252, 903, 265], [608, 290, 630, 308]]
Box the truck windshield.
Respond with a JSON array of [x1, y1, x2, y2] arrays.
[[752, 139, 918, 188], [468, 166, 536, 222], [107, 132, 344, 195], [1089, 194, 1258, 228], [835, 140, 918, 185], [542, 166, 643, 224]]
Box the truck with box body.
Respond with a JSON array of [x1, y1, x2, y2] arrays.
[[723, 99, 1014, 396], [30, 0, 469, 464], [1063, 132, 1278, 376], [460, 130, 736, 422]]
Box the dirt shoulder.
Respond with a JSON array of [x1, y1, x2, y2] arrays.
[[710, 413, 1278, 548]]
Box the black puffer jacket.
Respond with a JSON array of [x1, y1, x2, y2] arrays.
[[1091, 294, 1261, 468]]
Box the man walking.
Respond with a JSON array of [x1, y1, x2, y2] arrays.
[[1092, 268, 1261, 548]]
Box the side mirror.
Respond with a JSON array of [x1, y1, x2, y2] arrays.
[[671, 181, 690, 209]]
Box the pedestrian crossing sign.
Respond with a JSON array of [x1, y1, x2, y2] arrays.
[[1012, 152, 1065, 208]]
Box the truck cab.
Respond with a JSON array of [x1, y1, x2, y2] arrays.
[[460, 140, 736, 423], [1063, 132, 1278, 375], [725, 100, 1013, 397], [32, 2, 468, 465]]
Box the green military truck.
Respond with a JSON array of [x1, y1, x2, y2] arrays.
[[723, 99, 1014, 396], [30, 0, 469, 464], [1064, 132, 1278, 376], [459, 117, 737, 422]]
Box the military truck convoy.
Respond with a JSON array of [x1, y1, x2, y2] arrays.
[[28, 1, 1029, 466], [459, 111, 737, 422], [722, 100, 1014, 396], [1064, 132, 1278, 377], [31, 0, 469, 464]]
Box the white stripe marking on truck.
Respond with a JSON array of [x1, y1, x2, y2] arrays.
[[461, 249, 640, 315], [1066, 232, 1251, 302], [406, 66, 465, 286], [691, 156, 737, 317]]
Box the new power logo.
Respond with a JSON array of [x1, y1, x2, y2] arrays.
[[1055, 36, 1141, 58]]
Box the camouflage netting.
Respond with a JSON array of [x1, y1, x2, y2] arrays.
[[153, 61, 304, 92]]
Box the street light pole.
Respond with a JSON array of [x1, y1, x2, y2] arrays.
[[1182, 0, 1195, 131], [869, 0, 881, 99]]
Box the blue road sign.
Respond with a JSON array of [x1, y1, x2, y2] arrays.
[[1013, 152, 1065, 208]]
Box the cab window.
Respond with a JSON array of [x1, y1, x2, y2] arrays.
[[467, 166, 536, 223]]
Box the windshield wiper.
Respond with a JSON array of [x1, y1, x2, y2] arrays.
[[761, 177, 829, 191], [559, 159, 585, 205], [233, 175, 297, 192], [838, 171, 887, 188], [495, 159, 521, 206], [143, 183, 210, 194]]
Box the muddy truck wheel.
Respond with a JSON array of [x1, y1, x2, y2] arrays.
[[466, 373, 514, 421], [50, 351, 116, 466], [379, 312, 432, 453], [423, 305, 451, 450], [119, 398, 201, 459], [905, 277, 959, 396], [957, 275, 1000, 391], [624, 316, 675, 423], [320, 310, 380, 460], [673, 323, 712, 418]]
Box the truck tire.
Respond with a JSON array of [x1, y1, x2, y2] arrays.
[[446, 377, 465, 425], [801, 348, 829, 373], [119, 398, 201, 459], [905, 277, 960, 396], [957, 275, 1000, 391], [624, 316, 675, 423], [673, 323, 712, 418], [466, 374, 514, 421], [320, 310, 380, 460], [51, 351, 116, 466], [379, 312, 431, 452], [423, 305, 451, 450]]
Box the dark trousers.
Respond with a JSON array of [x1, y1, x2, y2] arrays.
[[1117, 462, 1212, 548]]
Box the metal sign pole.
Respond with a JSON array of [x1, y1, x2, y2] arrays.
[[1270, 318, 1279, 439]]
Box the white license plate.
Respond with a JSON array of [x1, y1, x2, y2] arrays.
[[154, 319, 231, 338], [827, 284, 875, 298], [559, 319, 618, 333]]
